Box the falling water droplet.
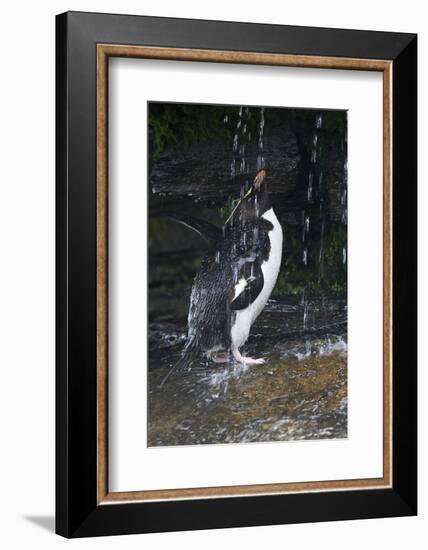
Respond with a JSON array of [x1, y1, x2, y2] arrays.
[[342, 247, 347, 264], [233, 134, 238, 152], [303, 300, 308, 330], [318, 222, 325, 285], [303, 248, 308, 265], [253, 227, 259, 241], [319, 223, 325, 263], [311, 149, 317, 163], [307, 172, 313, 201], [258, 107, 265, 155], [233, 265, 238, 283], [223, 114, 228, 124]]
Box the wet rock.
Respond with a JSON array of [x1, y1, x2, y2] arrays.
[[148, 297, 347, 446]]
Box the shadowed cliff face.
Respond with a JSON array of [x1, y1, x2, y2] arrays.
[[150, 131, 300, 203], [147, 102, 347, 446], [150, 117, 346, 225]]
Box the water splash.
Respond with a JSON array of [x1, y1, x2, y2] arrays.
[[283, 335, 347, 361]]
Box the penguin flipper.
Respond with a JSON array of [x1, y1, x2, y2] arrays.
[[230, 262, 264, 311], [168, 216, 223, 244]]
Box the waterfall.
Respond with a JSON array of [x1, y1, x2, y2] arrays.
[[225, 105, 266, 276], [341, 147, 348, 265], [257, 106, 265, 170], [301, 112, 323, 331], [318, 221, 325, 285]]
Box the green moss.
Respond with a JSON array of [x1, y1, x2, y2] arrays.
[[271, 224, 347, 297], [150, 103, 227, 159], [149, 103, 267, 160]]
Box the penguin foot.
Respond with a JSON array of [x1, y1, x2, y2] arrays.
[[207, 351, 231, 363], [232, 348, 266, 365]]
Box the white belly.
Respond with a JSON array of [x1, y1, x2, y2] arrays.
[[231, 208, 283, 349]]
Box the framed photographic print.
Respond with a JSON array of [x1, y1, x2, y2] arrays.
[[56, 11, 417, 537]]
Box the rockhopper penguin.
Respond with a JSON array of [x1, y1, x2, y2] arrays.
[[161, 169, 283, 385]]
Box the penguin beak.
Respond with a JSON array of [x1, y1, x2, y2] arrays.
[[253, 169, 268, 190]]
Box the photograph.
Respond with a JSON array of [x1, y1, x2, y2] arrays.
[[0, 0, 420, 545], [147, 101, 348, 446]]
